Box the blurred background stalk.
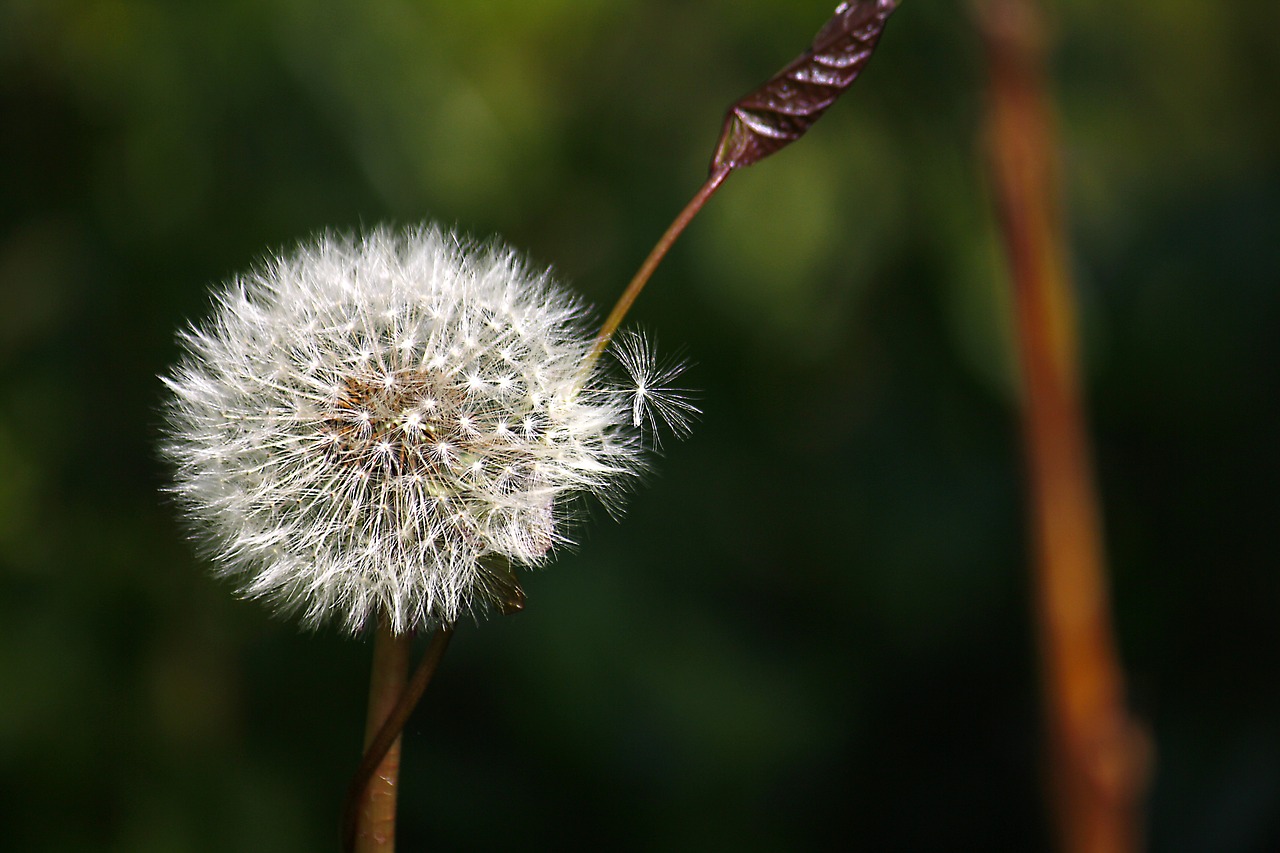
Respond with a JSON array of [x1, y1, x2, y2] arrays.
[[976, 1, 1149, 850]]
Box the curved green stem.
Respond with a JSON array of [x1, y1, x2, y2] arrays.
[[585, 168, 730, 369]]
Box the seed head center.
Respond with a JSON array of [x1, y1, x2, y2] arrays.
[[323, 368, 469, 480]]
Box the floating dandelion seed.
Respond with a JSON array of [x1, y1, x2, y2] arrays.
[[611, 332, 699, 444], [161, 224, 692, 634]]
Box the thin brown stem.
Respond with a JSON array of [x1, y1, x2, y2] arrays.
[[586, 168, 730, 366], [976, 1, 1149, 851], [343, 625, 455, 853], [345, 621, 412, 853]]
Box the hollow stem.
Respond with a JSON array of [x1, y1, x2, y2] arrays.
[[345, 621, 412, 853], [976, 1, 1149, 850], [586, 168, 730, 367], [343, 625, 455, 853]]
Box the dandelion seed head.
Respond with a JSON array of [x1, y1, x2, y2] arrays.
[[161, 225, 692, 634]]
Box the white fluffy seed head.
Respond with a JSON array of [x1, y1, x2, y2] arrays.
[[161, 224, 693, 634]]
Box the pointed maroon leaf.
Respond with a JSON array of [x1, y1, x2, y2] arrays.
[[710, 0, 899, 174]]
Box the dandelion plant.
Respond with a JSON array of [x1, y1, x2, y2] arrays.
[[159, 2, 898, 850], [160, 226, 693, 850]]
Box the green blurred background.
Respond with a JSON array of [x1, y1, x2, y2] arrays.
[[2, 1, 1277, 850]]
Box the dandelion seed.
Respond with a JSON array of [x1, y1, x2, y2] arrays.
[[161, 224, 692, 634], [612, 331, 700, 443]]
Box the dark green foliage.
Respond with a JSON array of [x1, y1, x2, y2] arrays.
[[1, 2, 1277, 850]]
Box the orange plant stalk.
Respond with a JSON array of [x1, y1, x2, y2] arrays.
[[975, 1, 1149, 850]]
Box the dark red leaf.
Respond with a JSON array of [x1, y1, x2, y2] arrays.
[[710, 0, 899, 174]]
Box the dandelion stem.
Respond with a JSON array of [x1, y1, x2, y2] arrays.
[[587, 167, 730, 365], [976, 1, 1149, 849], [346, 621, 411, 852], [344, 624, 455, 853]]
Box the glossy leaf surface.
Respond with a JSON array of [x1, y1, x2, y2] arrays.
[[710, 0, 898, 173]]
